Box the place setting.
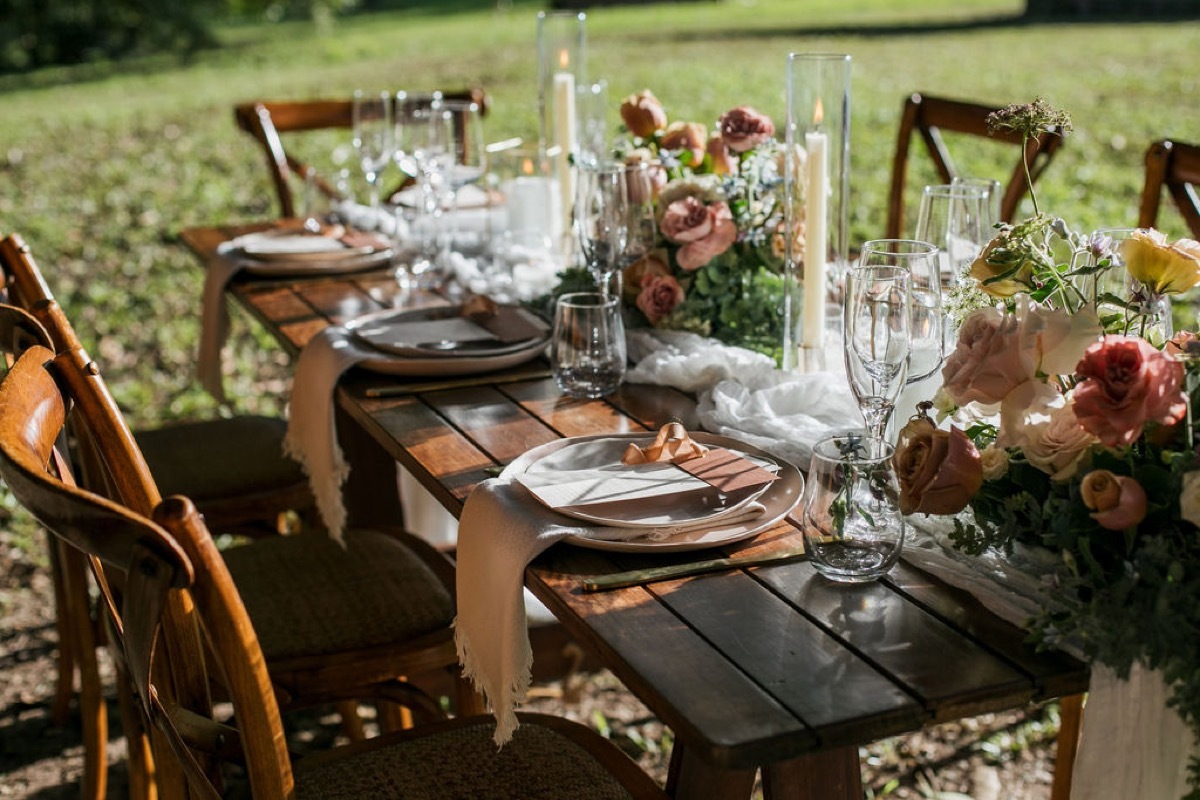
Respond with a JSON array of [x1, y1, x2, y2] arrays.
[[453, 421, 804, 745]]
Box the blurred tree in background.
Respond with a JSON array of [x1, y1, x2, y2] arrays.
[[0, 0, 368, 73]]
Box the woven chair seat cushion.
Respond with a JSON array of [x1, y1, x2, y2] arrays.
[[294, 715, 645, 800], [134, 415, 305, 502], [222, 528, 453, 660]]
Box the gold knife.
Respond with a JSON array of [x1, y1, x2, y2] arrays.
[[580, 547, 807, 593]]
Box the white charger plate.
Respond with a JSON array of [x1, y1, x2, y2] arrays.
[[502, 433, 803, 553]]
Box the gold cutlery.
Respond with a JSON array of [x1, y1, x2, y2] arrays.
[[580, 547, 807, 592]]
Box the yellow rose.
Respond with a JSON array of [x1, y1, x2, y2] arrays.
[[1121, 228, 1200, 295]]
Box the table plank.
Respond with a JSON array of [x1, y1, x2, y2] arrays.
[[882, 561, 1088, 699], [529, 545, 815, 770], [422, 385, 562, 465], [654, 569, 925, 751], [755, 561, 1034, 723]]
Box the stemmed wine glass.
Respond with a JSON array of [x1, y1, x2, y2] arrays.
[[430, 99, 487, 255], [351, 90, 393, 211], [913, 184, 990, 288], [575, 161, 630, 300], [843, 262, 912, 442], [859, 239, 942, 385]]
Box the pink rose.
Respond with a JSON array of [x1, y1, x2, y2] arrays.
[[622, 251, 670, 305], [660, 199, 737, 271], [1165, 330, 1200, 357], [719, 106, 775, 153], [623, 157, 666, 206], [619, 90, 667, 139], [660, 121, 708, 166], [941, 307, 1035, 407], [1080, 469, 1147, 530], [894, 415, 983, 515], [706, 134, 735, 175], [636, 274, 685, 325], [1072, 335, 1187, 447]]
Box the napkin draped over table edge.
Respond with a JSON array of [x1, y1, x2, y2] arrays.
[[453, 445, 767, 747]]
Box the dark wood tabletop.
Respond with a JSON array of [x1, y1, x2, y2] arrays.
[[182, 222, 1090, 800]]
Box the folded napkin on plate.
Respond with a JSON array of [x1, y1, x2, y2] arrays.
[[454, 444, 767, 746], [198, 224, 389, 402]]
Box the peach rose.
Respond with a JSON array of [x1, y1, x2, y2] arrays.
[[894, 415, 983, 515], [968, 227, 1039, 298], [941, 307, 1035, 407], [660, 121, 708, 166], [660, 197, 737, 271], [1080, 469, 1147, 530], [1164, 330, 1200, 358], [706, 134, 735, 175], [636, 274, 686, 325], [1072, 335, 1187, 447], [624, 157, 666, 206], [718, 106, 775, 153], [619, 90, 667, 139]]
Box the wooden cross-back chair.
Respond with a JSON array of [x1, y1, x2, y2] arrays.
[[0, 240, 478, 793], [1138, 139, 1200, 238], [234, 88, 489, 218], [0, 326, 668, 800], [886, 92, 1066, 239]]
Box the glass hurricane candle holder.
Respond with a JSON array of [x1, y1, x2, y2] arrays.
[[536, 11, 587, 239], [783, 53, 851, 373]]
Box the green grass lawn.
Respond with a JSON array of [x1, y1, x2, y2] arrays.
[[1, 0, 1199, 426]]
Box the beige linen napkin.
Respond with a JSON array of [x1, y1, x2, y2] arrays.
[[198, 253, 246, 403], [282, 326, 372, 544], [454, 449, 767, 746]]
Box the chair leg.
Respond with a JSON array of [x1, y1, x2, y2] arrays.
[[47, 533, 77, 725], [59, 542, 107, 800], [115, 672, 158, 800], [1051, 693, 1085, 800], [336, 700, 367, 741]]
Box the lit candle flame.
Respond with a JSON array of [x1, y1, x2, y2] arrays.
[[558, 48, 570, 70], [521, 158, 534, 175], [813, 97, 824, 127]]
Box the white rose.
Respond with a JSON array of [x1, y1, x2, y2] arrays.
[[1018, 300, 1103, 377], [979, 445, 1010, 481], [1180, 471, 1200, 528]]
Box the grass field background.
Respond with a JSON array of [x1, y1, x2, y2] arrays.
[[1, 0, 1198, 429]]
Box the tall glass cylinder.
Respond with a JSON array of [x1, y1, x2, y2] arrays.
[[783, 53, 851, 372], [537, 11, 587, 239]]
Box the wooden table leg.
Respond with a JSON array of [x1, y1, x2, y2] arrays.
[[335, 404, 403, 529], [1051, 693, 1085, 800], [761, 746, 863, 800], [666, 744, 756, 800]]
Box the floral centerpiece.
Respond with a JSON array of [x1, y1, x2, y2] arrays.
[[557, 89, 797, 358], [893, 99, 1200, 795]]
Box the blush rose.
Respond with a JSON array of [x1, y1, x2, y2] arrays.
[[718, 106, 775, 153], [941, 307, 1035, 407], [1072, 335, 1187, 447], [619, 90, 667, 139], [636, 275, 685, 325], [659, 197, 737, 271]]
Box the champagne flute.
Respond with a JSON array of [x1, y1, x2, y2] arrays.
[[351, 90, 393, 211], [431, 99, 487, 255], [575, 161, 630, 300], [621, 161, 660, 272], [843, 263, 912, 442], [859, 238, 942, 384]]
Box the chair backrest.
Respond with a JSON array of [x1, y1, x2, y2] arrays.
[[0, 233, 163, 515], [886, 92, 1065, 239], [1138, 139, 1200, 238], [234, 88, 489, 218], [0, 318, 298, 799]]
